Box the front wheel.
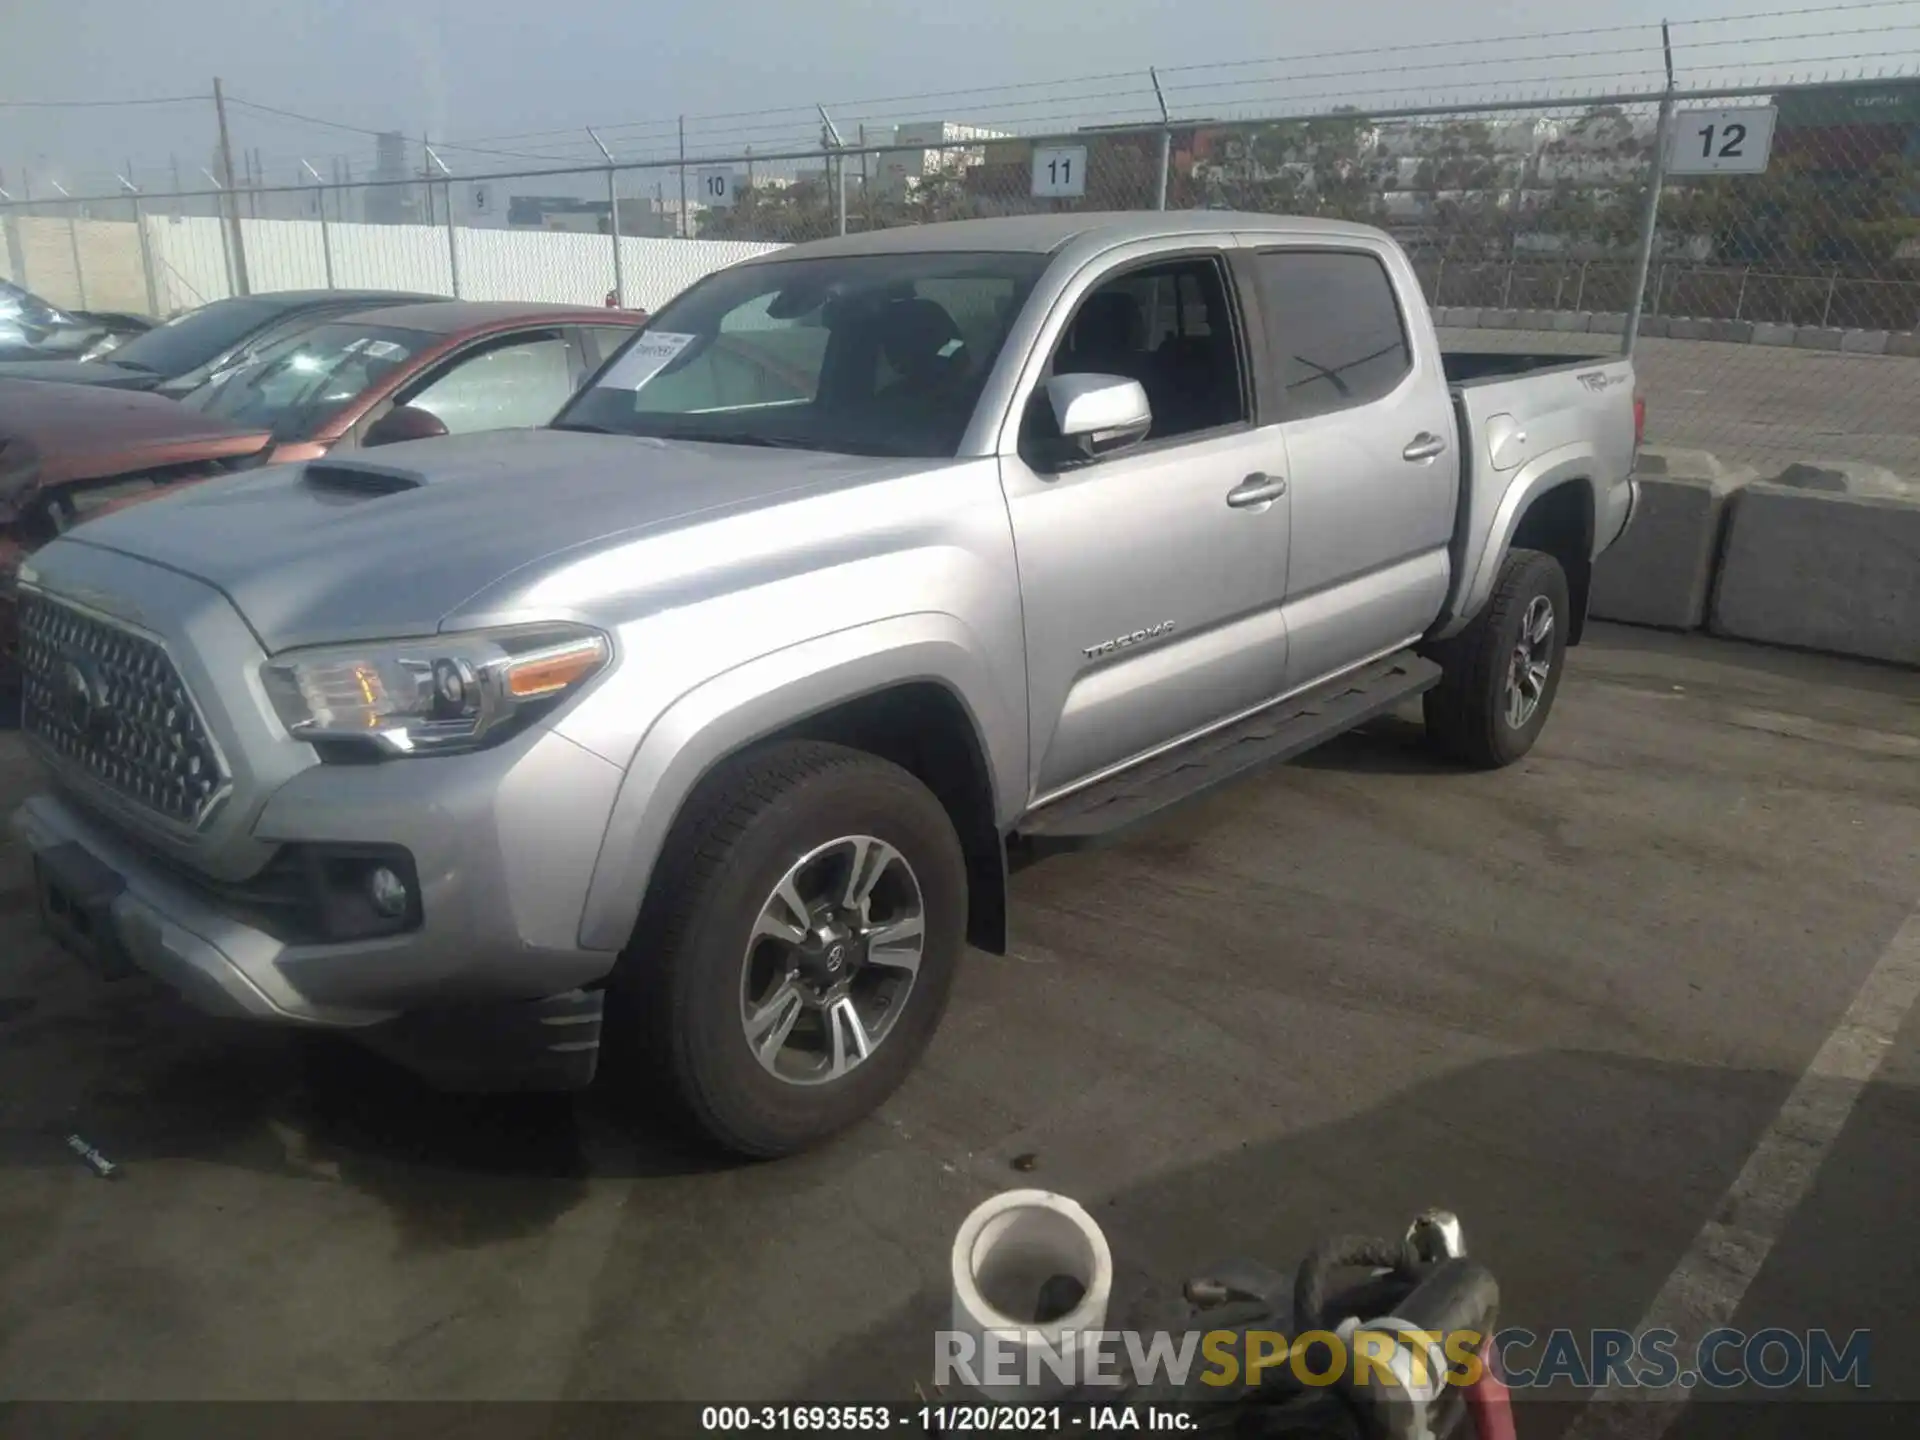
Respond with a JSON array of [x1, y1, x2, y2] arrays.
[[1423, 548, 1570, 769], [609, 741, 966, 1158]]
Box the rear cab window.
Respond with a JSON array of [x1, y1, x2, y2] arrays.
[[1249, 250, 1412, 420]]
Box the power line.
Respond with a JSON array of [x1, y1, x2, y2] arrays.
[[0, 93, 207, 110]]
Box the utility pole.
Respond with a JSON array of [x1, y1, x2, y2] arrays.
[[422, 133, 436, 224], [212, 77, 250, 293]]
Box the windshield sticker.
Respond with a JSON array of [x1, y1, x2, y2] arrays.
[[602, 331, 697, 390], [360, 340, 406, 360]]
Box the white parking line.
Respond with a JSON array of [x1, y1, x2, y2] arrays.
[[1567, 903, 1920, 1440]]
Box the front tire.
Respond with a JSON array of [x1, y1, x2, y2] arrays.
[[1423, 548, 1570, 769], [610, 741, 966, 1158]]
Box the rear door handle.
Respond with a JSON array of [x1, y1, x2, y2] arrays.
[[1226, 472, 1287, 508], [1403, 432, 1448, 462]]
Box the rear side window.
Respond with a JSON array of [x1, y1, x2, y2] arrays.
[[1253, 251, 1411, 420]]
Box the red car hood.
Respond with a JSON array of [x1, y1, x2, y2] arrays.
[[0, 379, 271, 523]]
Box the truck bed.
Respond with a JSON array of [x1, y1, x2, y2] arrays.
[[1440, 348, 1623, 386]]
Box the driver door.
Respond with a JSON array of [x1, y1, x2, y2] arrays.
[[1000, 249, 1294, 804]]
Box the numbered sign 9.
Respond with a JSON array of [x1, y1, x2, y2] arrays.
[[695, 168, 736, 208], [1665, 105, 1777, 176], [1032, 145, 1089, 199]]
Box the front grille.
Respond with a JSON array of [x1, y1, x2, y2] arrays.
[[17, 592, 228, 828]]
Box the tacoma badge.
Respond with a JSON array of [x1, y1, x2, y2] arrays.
[[1083, 621, 1176, 660]]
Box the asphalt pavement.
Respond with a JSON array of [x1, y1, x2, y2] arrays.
[[1, 624, 1916, 1434]]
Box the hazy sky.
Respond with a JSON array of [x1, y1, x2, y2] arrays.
[[5, 0, 1915, 196]]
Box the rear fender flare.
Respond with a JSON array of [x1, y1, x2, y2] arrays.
[[1437, 446, 1598, 641]]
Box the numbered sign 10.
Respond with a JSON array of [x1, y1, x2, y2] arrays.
[[1032, 145, 1089, 199], [1665, 105, 1777, 176], [695, 168, 736, 208]]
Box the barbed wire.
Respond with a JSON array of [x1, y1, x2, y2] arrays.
[[9, 0, 1920, 201]]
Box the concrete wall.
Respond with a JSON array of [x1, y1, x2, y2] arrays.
[[1591, 476, 1728, 631], [8, 212, 783, 317], [1709, 484, 1920, 667]]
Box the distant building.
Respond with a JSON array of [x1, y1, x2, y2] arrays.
[[502, 193, 685, 236], [364, 131, 420, 226], [871, 121, 1012, 199], [1729, 80, 1920, 263]]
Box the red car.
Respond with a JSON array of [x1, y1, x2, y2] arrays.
[[0, 300, 648, 684]]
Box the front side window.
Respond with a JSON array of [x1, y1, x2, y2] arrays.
[[179, 322, 431, 438], [1253, 250, 1412, 420], [1021, 256, 1247, 462], [406, 334, 575, 434], [558, 250, 1047, 459]]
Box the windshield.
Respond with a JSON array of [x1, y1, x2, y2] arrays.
[[556, 250, 1046, 458], [107, 297, 293, 377], [180, 321, 431, 436]]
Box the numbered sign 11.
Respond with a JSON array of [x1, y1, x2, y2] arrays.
[[1032, 145, 1089, 199], [1665, 105, 1777, 176], [695, 168, 736, 208]]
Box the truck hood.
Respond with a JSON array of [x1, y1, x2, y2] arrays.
[[46, 427, 934, 652], [0, 381, 270, 519]]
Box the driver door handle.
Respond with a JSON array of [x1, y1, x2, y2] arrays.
[[1226, 472, 1287, 508], [1403, 432, 1448, 462]]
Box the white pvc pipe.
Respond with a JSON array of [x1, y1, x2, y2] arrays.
[[950, 1188, 1114, 1403]]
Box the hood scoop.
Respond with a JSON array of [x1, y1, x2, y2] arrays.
[[302, 460, 426, 497]]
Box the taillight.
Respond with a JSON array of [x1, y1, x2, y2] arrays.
[[1634, 397, 1647, 448]]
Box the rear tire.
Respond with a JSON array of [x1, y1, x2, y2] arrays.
[[1423, 548, 1570, 769], [608, 740, 966, 1158]]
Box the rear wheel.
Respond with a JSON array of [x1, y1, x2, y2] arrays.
[[609, 741, 966, 1158], [1423, 547, 1570, 768]]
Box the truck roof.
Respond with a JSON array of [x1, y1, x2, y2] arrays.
[[741, 210, 1389, 262]]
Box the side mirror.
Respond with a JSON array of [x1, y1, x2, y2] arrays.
[[1043, 373, 1152, 462], [364, 404, 451, 448]]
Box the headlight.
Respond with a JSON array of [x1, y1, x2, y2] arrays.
[[261, 624, 610, 756], [81, 334, 124, 360]]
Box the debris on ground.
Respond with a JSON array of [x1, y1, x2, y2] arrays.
[[66, 1134, 118, 1179]]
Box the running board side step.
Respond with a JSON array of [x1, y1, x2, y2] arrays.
[[1010, 650, 1442, 855]]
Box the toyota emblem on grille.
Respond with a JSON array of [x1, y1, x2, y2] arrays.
[[58, 652, 110, 737]]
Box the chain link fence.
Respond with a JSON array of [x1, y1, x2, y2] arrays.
[[6, 78, 1919, 484]]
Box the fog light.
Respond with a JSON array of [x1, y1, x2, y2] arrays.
[[367, 865, 410, 918]]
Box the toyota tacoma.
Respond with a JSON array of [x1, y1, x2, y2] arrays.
[[10, 213, 1639, 1155]]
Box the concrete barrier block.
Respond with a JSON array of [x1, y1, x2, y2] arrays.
[[1590, 312, 1628, 335], [1551, 310, 1593, 333], [1708, 320, 1754, 344], [1479, 310, 1517, 330], [1710, 484, 1920, 667], [1666, 318, 1710, 340], [1446, 307, 1482, 328], [1592, 477, 1727, 630], [1517, 309, 1554, 331], [1887, 332, 1920, 357], [1794, 326, 1845, 351], [1839, 329, 1889, 355], [1752, 322, 1797, 346]]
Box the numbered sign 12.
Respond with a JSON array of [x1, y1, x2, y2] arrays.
[[695, 168, 736, 208], [1032, 145, 1089, 199], [1666, 105, 1777, 176]]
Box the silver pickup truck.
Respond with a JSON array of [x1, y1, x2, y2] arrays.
[[11, 213, 1638, 1155]]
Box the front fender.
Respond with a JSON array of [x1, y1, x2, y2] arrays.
[[1437, 445, 1599, 641], [576, 612, 1019, 953]]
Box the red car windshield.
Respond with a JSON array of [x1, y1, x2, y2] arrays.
[[180, 322, 432, 437]]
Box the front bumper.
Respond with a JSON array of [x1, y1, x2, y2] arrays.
[[13, 701, 631, 1004]]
